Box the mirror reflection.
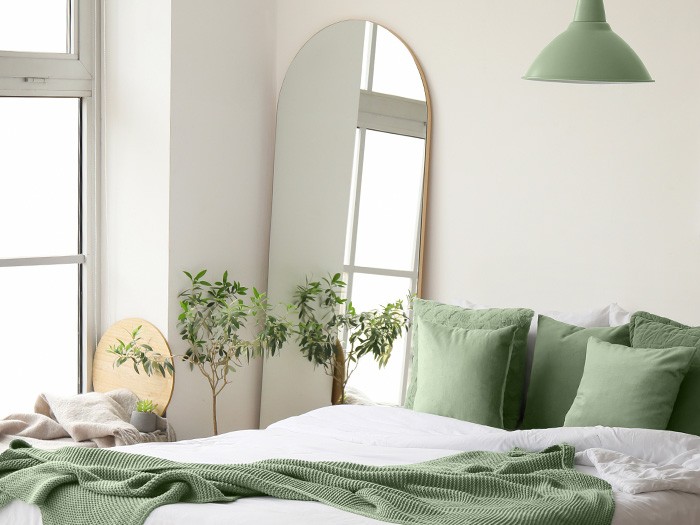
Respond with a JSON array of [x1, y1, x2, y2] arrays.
[[345, 22, 428, 404], [261, 20, 430, 425]]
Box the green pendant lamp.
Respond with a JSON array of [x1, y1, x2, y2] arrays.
[[524, 0, 653, 83]]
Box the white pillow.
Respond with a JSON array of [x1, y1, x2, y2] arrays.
[[609, 303, 632, 326]]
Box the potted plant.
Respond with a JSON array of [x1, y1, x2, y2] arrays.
[[293, 273, 410, 404], [131, 399, 158, 433], [109, 270, 292, 435]]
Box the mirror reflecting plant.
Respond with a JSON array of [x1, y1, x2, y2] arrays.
[[293, 273, 410, 405]]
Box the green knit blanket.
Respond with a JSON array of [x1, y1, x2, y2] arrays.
[[0, 440, 614, 525]]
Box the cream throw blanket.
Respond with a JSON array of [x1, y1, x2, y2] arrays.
[[0, 389, 175, 449]]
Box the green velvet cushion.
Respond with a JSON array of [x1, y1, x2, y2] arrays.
[[629, 311, 700, 436], [412, 320, 518, 428], [564, 337, 696, 429], [405, 299, 534, 430], [522, 316, 630, 429]]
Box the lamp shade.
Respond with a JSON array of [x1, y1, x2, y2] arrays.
[[524, 0, 653, 83]]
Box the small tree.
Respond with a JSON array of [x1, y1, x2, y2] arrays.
[[294, 273, 409, 404], [177, 270, 291, 434], [109, 270, 292, 435]]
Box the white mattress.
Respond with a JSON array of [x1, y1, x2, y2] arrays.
[[2, 405, 700, 525]]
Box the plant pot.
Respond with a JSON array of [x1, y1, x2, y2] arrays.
[[130, 411, 157, 433]]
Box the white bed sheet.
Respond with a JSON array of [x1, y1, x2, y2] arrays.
[[2, 405, 700, 525]]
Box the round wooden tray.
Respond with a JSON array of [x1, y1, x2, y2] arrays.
[[93, 318, 174, 416]]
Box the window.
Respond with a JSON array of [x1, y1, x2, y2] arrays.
[[345, 23, 427, 405], [0, 1, 97, 415], [0, 0, 72, 53]]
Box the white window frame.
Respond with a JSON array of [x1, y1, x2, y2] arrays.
[[0, 0, 100, 393]]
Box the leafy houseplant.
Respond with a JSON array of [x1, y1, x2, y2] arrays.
[[107, 326, 174, 377], [293, 273, 410, 405], [177, 270, 292, 435], [130, 399, 158, 433], [110, 270, 292, 436]]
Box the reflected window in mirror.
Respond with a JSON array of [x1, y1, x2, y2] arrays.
[[360, 23, 425, 101], [344, 22, 427, 405]]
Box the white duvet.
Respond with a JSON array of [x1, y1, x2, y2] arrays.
[[1, 405, 700, 524]]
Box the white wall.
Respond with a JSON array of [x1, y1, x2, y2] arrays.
[[274, 0, 700, 322], [259, 21, 365, 428], [102, 0, 276, 439], [102, 0, 171, 332], [260, 0, 700, 423]]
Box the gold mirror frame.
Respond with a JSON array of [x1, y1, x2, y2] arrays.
[[260, 20, 432, 427]]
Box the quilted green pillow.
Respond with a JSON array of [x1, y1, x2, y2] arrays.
[[521, 316, 630, 429], [564, 337, 696, 429], [413, 320, 518, 428], [630, 311, 700, 436], [405, 299, 534, 430]]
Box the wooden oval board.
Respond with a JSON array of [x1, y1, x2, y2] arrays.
[[93, 318, 174, 416]]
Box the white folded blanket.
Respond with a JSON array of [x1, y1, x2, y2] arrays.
[[0, 389, 175, 448]]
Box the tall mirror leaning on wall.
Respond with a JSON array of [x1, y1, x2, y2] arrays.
[[262, 20, 431, 425]]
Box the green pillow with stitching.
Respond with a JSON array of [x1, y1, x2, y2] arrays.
[[405, 299, 534, 430], [630, 311, 700, 436]]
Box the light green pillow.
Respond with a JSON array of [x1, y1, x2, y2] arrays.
[[522, 316, 630, 429], [413, 319, 518, 428], [564, 337, 696, 429], [405, 299, 534, 430], [630, 311, 700, 436]]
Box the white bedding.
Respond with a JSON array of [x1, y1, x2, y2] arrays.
[[2, 405, 700, 525]]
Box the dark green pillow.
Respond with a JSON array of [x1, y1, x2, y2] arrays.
[[564, 337, 696, 429], [521, 316, 630, 429], [630, 311, 700, 436], [413, 319, 518, 428], [405, 299, 534, 430]]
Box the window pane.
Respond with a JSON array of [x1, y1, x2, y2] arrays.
[[0, 265, 79, 417], [353, 130, 425, 271], [346, 273, 412, 405], [0, 0, 69, 53], [0, 98, 80, 258], [360, 21, 373, 91], [371, 26, 425, 101]]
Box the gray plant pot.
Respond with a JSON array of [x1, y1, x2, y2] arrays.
[[130, 411, 157, 433]]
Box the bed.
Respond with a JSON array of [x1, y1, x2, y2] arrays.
[[2, 404, 699, 525]]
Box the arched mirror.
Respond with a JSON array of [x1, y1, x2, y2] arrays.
[[260, 20, 431, 427]]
